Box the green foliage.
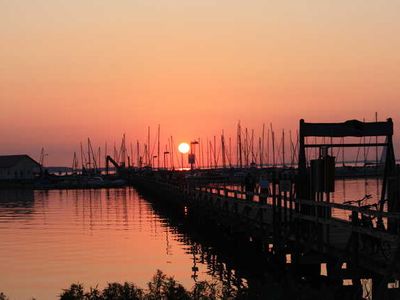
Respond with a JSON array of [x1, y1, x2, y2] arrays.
[[85, 286, 102, 300], [146, 270, 165, 299], [57, 270, 193, 300], [191, 281, 219, 299], [1, 270, 249, 300], [60, 284, 85, 300], [102, 282, 143, 300], [146, 269, 190, 300]]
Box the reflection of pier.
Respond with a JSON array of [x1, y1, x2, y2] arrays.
[[139, 188, 310, 298], [131, 119, 400, 299]]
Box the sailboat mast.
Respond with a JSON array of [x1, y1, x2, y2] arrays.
[[213, 136, 217, 168], [221, 131, 226, 168], [261, 123, 265, 167], [272, 132, 276, 167], [87, 138, 91, 170], [147, 126, 151, 166], [157, 124, 160, 169], [237, 122, 242, 168], [282, 129, 285, 167]]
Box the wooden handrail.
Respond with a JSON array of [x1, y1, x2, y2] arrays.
[[133, 176, 400, 221], [195, 185, 400, 220]]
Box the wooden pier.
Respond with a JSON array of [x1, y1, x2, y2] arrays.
[[127, 119, 400, 299]]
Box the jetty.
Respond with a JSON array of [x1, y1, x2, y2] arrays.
[[128, 119, 400, 300]]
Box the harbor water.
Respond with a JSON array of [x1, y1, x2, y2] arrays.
[[0, 178, 382, 299]]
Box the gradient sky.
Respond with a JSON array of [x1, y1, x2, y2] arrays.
[[1, 0, 400, 165]]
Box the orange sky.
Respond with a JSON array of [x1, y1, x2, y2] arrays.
[[1, 1, 400, 165]]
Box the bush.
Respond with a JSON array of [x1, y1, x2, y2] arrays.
[[84, 286, 102, 300], [102, 282, 143, 300], [191, 281, 219, 299], [146, 269, 190, 300], [59, 284, 85, 300], [2, 270, 250, 300]]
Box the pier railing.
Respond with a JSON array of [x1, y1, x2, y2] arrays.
[[132, 174, 400, 277], [195, 184, 400, 234]]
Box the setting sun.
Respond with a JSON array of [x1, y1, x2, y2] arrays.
[[178, 142, 190, 154], [1, 1, 400, 298]]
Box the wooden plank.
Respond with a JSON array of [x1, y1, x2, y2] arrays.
[[301, 119, 393, 137], [197, 186, 400, 221], [133, 176, 400, 276], [294, 213, 399, 242], [295, 198, 400, 220], [305, 143, 388, 148]]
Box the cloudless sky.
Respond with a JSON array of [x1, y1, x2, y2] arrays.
[[1, 0, 399, 165]]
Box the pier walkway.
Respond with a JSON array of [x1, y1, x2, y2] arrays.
[[128, 119, 400, 299], [132, 171, 400, 299]]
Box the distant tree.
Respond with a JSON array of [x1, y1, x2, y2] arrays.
[[146, 269, 190, 300], [102, 282, 143, 300], [191, 281, 219, 299], [146, 270, 165, 299], [57, 270, 251, 300], [59, 284, 85, 300], [162, 277, 190, 300], [84, 286, 103, 300]]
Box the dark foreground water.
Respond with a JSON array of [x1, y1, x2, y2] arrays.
[[0, 179, 382, 299], [0, 188, 224, 299]]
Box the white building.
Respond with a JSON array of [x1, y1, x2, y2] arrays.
[[0, 155, 41, 180]]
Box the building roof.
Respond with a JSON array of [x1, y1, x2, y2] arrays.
[[0, 155, 41, 168]]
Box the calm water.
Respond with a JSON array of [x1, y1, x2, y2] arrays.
[[0, 179, 382, 299], [332, 178, 382, 220], [0, 188, 222, 299]]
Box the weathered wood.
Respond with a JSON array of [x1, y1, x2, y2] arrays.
[[300, 119, 393, 137], [199, 186, 400, 220], [305, 143, 388, 148], [131, 174, 400, 279], [295, 198, 400, 220]]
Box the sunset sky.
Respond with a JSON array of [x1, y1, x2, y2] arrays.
[[1, 1, 400, 165]]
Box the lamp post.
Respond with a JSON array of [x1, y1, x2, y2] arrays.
[[163, 151, 169, 169], [190, 140, 199, 170]]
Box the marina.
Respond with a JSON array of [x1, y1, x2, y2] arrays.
[[2, 2, 400, 298], [0, 179, 391, 300], [1, 119, 400, 299]]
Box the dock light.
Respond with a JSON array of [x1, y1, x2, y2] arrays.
[[178, 142, 190, 154]]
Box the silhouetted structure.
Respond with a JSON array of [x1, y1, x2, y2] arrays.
[[131, 119, 400, 299], [0, 155, 41, 180]]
